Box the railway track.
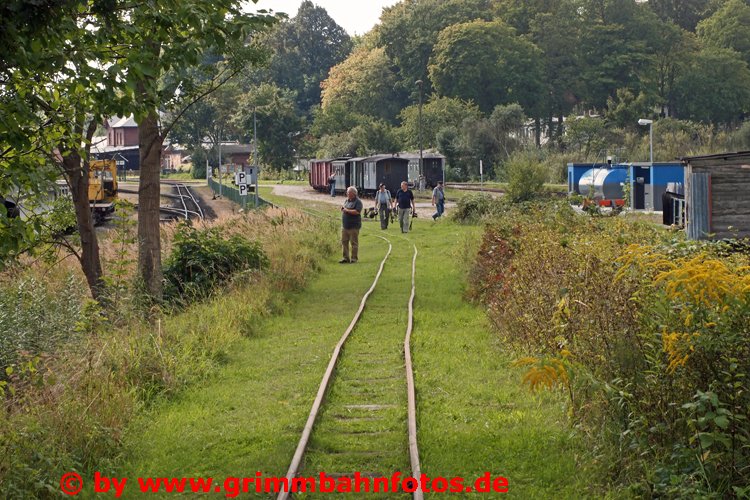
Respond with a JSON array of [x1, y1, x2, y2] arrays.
[[120, 181, 206, 221], [445, 182, 504, 194], [278, 235, 422, 499]]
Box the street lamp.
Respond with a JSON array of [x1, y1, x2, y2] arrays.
[[415, 80, 424, 181], [638, 118, 653, 165]]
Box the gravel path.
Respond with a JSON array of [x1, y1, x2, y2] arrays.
[[269, 183, 455, 210]]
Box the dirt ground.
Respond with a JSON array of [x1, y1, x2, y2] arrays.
[[270, 183, 456, 210], [116, 182, 454, 223]]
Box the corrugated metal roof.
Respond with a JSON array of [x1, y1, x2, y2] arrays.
[[681, 151, 750, 162]]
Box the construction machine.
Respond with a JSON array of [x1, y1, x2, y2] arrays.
[[88, 159, 118, 224]]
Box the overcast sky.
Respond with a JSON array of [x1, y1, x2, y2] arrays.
[[249, 0, 402, 35]]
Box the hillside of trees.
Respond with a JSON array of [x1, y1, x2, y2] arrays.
[[181, 0, 750, 181]]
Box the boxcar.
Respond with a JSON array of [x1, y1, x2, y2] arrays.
[[403, 153, 445, 188], [311, 153, 444, 196], [309, 158, 331, 191], [347, 157, 367, 193], [361, 155, 411, 195], [332, 159, 348, 194]]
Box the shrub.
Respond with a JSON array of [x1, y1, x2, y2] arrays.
[[163, 222, 269, 304], [504, 153, 548, 202], [451, 193, 496, 223]]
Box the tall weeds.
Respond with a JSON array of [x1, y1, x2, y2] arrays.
[[0, 207, 336, 495], [469, 200, 750, 496]]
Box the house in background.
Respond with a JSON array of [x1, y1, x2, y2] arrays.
[[107, 115, 138, 147], [162, 143, 186, 171], [92, 115, 189, 173], [91, 116, 140, 171], [218, 143, 254, 168]]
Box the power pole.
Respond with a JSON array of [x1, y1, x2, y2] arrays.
[[415, 80, 424, 179], [253, 107, 259, 208]]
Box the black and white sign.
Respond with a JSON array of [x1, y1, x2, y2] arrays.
[[238, 184, 249, 196], [235, 171, 247, 186]]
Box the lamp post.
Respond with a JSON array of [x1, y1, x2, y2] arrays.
[[638, 118, 653, 165], [415, 79, 424, 181]]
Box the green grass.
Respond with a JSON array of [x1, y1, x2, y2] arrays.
[[115, 202, 595, 498], [412, 222, 590, 498]]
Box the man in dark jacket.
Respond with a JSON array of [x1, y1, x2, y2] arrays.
[[340, 186, 363, 263], [395, 181, 415, 233]]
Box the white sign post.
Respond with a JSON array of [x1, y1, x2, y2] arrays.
[[235, 171, 247, 186], [235, 172, 248, 209], [479, 160, 484, 191], [234, 166, 261, 209]]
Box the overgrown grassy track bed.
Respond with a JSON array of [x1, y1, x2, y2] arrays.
[[2, 193, 590, 498], [297, 239, 415, 499]]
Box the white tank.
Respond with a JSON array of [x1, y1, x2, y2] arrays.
[[578, 168, 627, 199]]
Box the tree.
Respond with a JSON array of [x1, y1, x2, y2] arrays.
[[647, 0, 711, 31], [114, 1, 276, 300], [235, 83, 303, 169], [529, 4, 585, 143], [310, 102, 363, 138], [1, 0, 133, 301], [576, 2, 660, 111], [266, 1, 352, 114], [320, 46, 400, 122], [456, 104, 528, 179], [605, 88, 653, 128], [398, 96, 482, 150], [316, 117, 401, 158], [648, 22, 697, 118], [673, 46, 750, 123], [375, 0, 494, 101], [563, 115, 611, 159], [428, 20, 545, 116], [696, 0, 750, 66]]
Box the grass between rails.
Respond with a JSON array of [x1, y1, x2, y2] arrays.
[[116, 197, 593, 498]]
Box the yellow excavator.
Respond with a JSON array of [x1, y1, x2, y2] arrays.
[[88, 159, 118, 224]]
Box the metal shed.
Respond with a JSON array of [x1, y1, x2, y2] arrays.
[[628, 162, 684, 211], [681, 151, 750, 239]]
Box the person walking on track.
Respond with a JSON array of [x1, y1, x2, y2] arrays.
[[395, 181, 415, 233], [340, 186, 363, 263], [432, 180, 445, 220], [374, 183, 393, 230]]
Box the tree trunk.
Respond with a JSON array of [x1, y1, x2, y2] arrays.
[[61, 151, 106, 302], [534, 116, 541, 147], [137, 108, 164, 300]]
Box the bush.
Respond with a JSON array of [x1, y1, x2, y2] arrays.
[[163, 222, 269, 304], [451, 193, 496, 223], [190, 148, 207, 179], [504, 153, 548, 202]]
